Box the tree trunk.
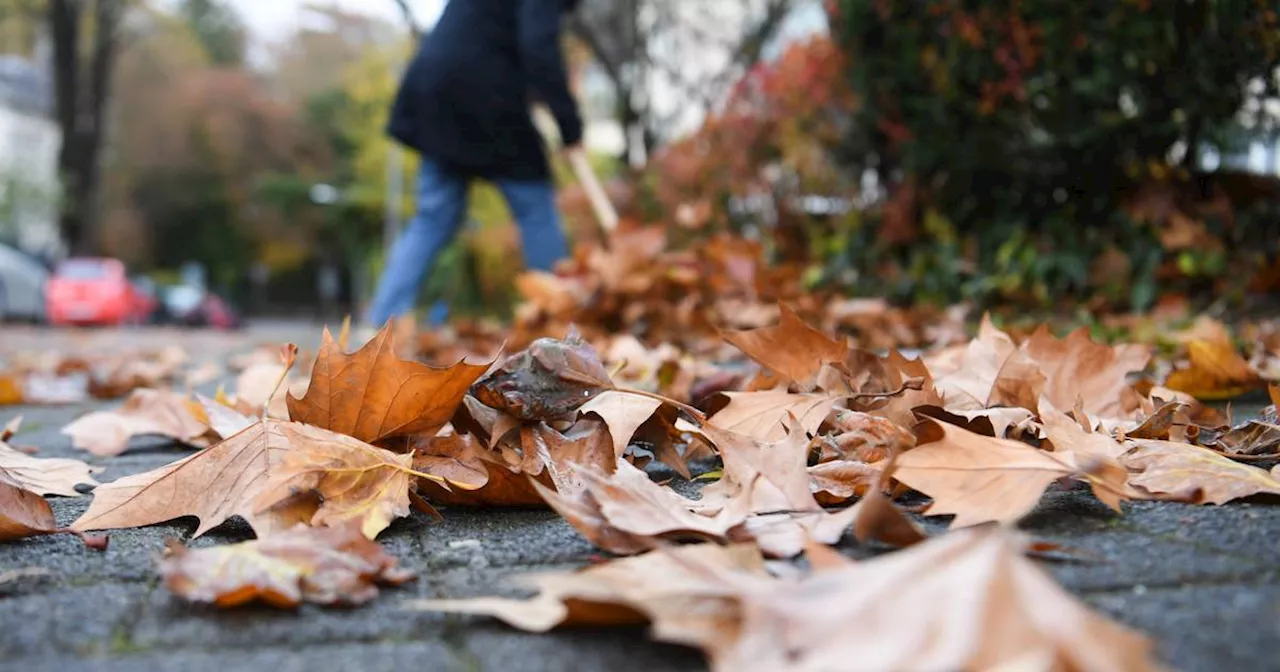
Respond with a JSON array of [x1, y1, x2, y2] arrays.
[[48, 0, 123, 256]]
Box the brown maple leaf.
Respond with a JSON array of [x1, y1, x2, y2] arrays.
[[894, 419, 1129, 528], [414, 420, 616, 507], [536, 458, 746, 555], [0, 470, 107, 549], [1122, 440, 1280, 504], [0, 436, 100, 497], [62, 388, 214, 457], [0, 473, 57, 542], [1021, 325, 1151, 421], [931, 317, 1045, 413], [1041, 408, 1128, 460], [72, 419, 293, 537], [160, 522, 414, 608], [411, 527, 1158, 672], [253, 423, 471, 539], [721, 302, 848, 387], [287, 325, 492, 444], [1164, 338, 1263, 401], [707, 390, 842, 442]]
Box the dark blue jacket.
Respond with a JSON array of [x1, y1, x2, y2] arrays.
[[386, 0, 583, 181]]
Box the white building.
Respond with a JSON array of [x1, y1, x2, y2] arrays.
[[0, 50, 62, 258]]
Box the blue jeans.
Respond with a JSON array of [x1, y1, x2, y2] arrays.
[[366, 159, 568, 327]]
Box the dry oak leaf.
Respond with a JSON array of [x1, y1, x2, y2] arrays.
[[1021, 325, 1151, 421], [0, 439, 99, 497], [253, 424, 468, 539], [287, 325, 492, 444], [895, 419, 1129, 528], [72, 419, 296, 538], [1122, 440, 1280, 504], [161, 522, 414, 608], [721, 302, 848, 387], [412, 527, 1158, 672], [1164, 339, 1264, 401], [62, 388, 214, 457]]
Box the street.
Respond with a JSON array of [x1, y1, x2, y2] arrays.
[[0, 322, 1277, 671]]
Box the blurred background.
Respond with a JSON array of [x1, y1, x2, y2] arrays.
[[0, 0, 1278, 329]]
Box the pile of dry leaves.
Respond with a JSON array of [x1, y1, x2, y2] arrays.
[[4, 298, 1279, 669]]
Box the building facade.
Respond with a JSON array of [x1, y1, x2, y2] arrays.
[[0, 49, 62, 258]]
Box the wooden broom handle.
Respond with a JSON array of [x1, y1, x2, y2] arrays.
[[566, 146, 619, 234]]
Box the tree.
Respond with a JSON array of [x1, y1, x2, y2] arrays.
[[177, 0, 246, 66], [568, 0, 798, 164], [48, 0, 127, 255]]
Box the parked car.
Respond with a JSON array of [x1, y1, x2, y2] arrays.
[[129, 275, 160, 324], [161, 283, 243, 330], [0, 242, 49, 323], [46, 257, 150, 326]]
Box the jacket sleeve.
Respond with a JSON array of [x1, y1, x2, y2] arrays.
[[517, 0, 584, 147]]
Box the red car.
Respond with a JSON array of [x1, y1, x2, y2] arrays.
[[46, 258, 151, 326]]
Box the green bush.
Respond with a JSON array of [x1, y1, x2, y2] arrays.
[[828, 0, 1280, 310]]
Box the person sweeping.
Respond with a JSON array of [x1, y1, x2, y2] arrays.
[[367, 0, 585, 329]]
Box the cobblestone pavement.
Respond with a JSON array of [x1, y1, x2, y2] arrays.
[[1, 324, 1277, 671]]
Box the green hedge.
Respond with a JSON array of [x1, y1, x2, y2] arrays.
[[828, 0, 1280, 309]]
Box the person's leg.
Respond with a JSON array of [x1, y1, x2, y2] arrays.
[[495, 177, 569, 272], [365, 160, 468, 327]]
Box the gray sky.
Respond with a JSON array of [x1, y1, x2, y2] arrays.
[[222, 0, 445, 42]]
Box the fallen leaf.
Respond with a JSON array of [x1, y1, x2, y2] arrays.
[[535, 458, 745, 554], [160, 522, 414, 608], [1, 416, 19, 442], [287, 325, 491, 443], [1208, 418, 1280, 458], [807, 459, 882, 505], [62, 388, 213, 457], [1123, 440, 1280, 504], [931, 316, 1042, 412], [1021, 326, 1151, 421], [412, 527, 1158, 672], [407, 542, 767, 633], [0, 473, 56, 541], [721, 303, 847, 387], [72, 419, 295, 537], [472, 328, 611, 421], [0, 376, 21, 405], [254, 424, 466, 539], [895, 419, 1128, 528], [849, 487, 925, 547], [415, 420, 615, 507], [0, 440, 100, 497], [708, 390, 840, 442], [1041, 409, 1128, 460], [822, 410, 916, 462], [197, 394, 255, 439], [578, 390, 664, 458], [1124, 401, 1189, 441], [1164, 339, 1263, 401], [690, 421, 859, 557]]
